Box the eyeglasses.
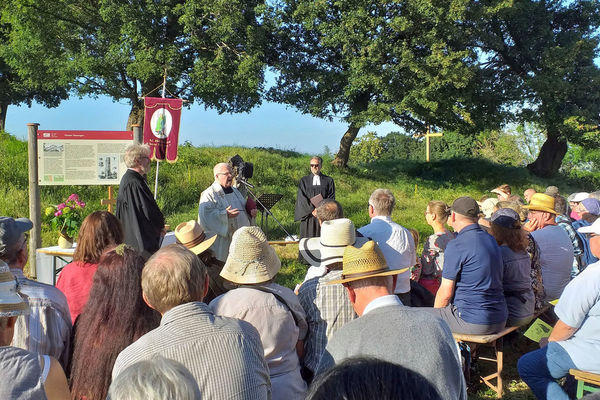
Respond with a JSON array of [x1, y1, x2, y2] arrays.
[[217, 172, 232, 177], [310, 164, 320, 168]]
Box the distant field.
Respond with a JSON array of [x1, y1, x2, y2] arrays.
[[0, 130, 589, 399]]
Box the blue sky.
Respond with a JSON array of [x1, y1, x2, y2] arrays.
[[5, 95, 398, 155]]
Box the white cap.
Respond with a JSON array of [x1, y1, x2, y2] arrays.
[[578, 218, 600, 235], [570, 192, 590, 203]]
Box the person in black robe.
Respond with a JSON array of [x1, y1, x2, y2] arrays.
[[116, 144, 165, 259], [294, 156, 335, 240]]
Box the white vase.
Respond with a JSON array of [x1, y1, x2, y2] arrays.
[[58, 234, 73, 249]]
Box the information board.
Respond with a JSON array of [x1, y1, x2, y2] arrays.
[[37, 130, 133, 185]]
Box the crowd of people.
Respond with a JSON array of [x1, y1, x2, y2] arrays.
[[1, 146, 599, 400]]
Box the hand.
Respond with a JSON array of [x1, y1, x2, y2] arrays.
[[523, 219, 539, 232], [226, 206, 240, 218], [250, 208, 258, 218], [311, 209, 317, 217]]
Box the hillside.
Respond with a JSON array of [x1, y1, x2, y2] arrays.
[[0, 131, 590, 248]]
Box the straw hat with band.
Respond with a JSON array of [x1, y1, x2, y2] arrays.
[[299, 218, 368, 267], [523, 193, 557, 215], [328, 240, 408, 285], [0, 261, 29, 318], [220, 226, 281, 285], [174, 220, 217, 255]]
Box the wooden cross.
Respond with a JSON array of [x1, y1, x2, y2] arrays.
[[100, 186, 116, 213], [424, 125, 443, 162]]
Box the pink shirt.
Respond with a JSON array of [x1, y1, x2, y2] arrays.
[[56, 261, 99, 323]]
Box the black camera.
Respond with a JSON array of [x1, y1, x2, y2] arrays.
[[229, 154, 254, 180]]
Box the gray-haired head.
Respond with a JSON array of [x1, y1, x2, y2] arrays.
[[124, 144, 150, 169], [369, 189, 395, 216], [107, 356, 201, 400]]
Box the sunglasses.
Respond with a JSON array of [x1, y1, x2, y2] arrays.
[[310, 164, 320, 167]]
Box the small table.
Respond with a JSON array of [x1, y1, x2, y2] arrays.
[[35, 232, 177, 286]]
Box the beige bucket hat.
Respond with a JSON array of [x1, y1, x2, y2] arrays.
[[174, 220, 217, 255], [328, 240, 408, 285], [0, 261, 29, 318], [299, 218, 369, 267], [220, 226, 281, 284]]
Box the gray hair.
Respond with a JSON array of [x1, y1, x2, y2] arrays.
[[124, 144, 150, 168], [107, 356, 201, 400], [142, 245, 207, 314], [213, 163, 231, 178], [310, 156, 323, 166], [316, 199, 343, 222], [369, 189, 395, 216]]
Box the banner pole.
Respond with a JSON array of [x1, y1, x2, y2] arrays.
[[153, 69, 167, 200]]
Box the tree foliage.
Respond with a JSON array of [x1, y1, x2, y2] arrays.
[[469, 0, 600, 176], [0, 22, 69, 131], [268, 0, 495, 167], [0, 0, 268, 128]]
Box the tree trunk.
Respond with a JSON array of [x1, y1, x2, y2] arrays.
[[0, 102, 8, 132], [126, 100, 145, 131], [527, 131, 568, 177], [332, 123, 361, 167]]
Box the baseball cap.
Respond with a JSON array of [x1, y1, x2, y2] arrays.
[[451, 197, 479, 219], [0, 217, 33, 255], [491, 208, 521, 229]]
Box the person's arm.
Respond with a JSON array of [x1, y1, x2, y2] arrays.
[[548, 320, 577, 342], [44, 356, 71, 400], [434, 278, 455, 308]]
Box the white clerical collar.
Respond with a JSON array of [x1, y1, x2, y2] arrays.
[[312, 174, 321, 186], [363, 294, 403, 315]]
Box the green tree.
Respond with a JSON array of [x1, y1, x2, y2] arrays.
[[269, 0, 492, 167], [0, 23, 69, 131], [470, 0, 600, 177], [349, 131, 384, 164], [1, 0, 267, 128]]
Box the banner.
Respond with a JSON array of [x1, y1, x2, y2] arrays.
[[37, 130, 133, 185], [143, 97, 182, 162]]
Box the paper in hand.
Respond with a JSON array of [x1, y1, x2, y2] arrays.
[[524, 318, 553, 343]]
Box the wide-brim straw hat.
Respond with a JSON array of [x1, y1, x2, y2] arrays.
[[174, 220, 217, 255], [221, 226, 281, 284], [328, 240, 408, 285], [0, 261, 29, 318], [299, 218, 369, 267], [523, 193, 557, 215]]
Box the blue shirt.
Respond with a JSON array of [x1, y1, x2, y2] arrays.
[[442, 224, 507, 325]]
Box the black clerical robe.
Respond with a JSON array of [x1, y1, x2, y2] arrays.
[[116, 169, 165, 259], [294, 173, 335, 239]]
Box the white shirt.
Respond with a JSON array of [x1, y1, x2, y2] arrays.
[[312, 175, 321, 185], [358, 216, 416, 294], [363, 295, 403, 315]]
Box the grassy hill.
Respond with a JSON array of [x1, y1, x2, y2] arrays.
[[0, 130, 592, 399]]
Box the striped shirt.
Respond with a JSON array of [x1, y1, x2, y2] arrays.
[[112, 301, 271, 400], [10, 268, 72, 368], [297, 270, 356, 373]]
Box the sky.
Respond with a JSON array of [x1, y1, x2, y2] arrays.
[[4, 95, 398, 155]]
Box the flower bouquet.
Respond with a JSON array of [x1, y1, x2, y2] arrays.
[[44, 194, 86, 248]]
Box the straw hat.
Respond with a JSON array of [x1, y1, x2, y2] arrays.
[[220, 226, 281, 284], [328, 240, 408, 285], [523, 193, 556, 214], [174, 220, 217, 255], [0, 261, 28, 318], [299, 218, 368, 267]]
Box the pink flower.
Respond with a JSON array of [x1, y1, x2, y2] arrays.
[[79, 202, 86, 208], [54, 210, 63, 217], [57, 203, 66, 211], [67, 194, 79, 202]]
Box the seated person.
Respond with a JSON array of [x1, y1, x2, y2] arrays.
[[489, 209, 535, 326], [518, 218, 600, 400], [0, 262, 70, 400], [422, 197, 507, 334]]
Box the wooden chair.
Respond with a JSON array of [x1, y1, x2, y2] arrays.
[[569, 369, 600, 398]]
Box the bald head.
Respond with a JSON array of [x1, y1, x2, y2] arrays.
[[524, 189, 536, 204]]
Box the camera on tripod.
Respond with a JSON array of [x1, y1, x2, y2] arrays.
[[228, 154, 254, 182]]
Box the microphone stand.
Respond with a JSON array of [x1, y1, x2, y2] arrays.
[[238, 179, 293, 239]]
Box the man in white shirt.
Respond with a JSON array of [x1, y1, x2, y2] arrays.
[[198, 163, 256, 262], [358, 189, 415, 305]]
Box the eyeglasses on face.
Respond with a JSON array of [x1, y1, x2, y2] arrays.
[[310, 164, 320, 168]]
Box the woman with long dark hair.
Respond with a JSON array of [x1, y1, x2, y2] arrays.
[[69, 244, 160, 400], [490, 208, 535, 327], [57, 211, 123, 323]]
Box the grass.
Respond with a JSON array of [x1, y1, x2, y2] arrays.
[[0, 130, 594, 399]]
